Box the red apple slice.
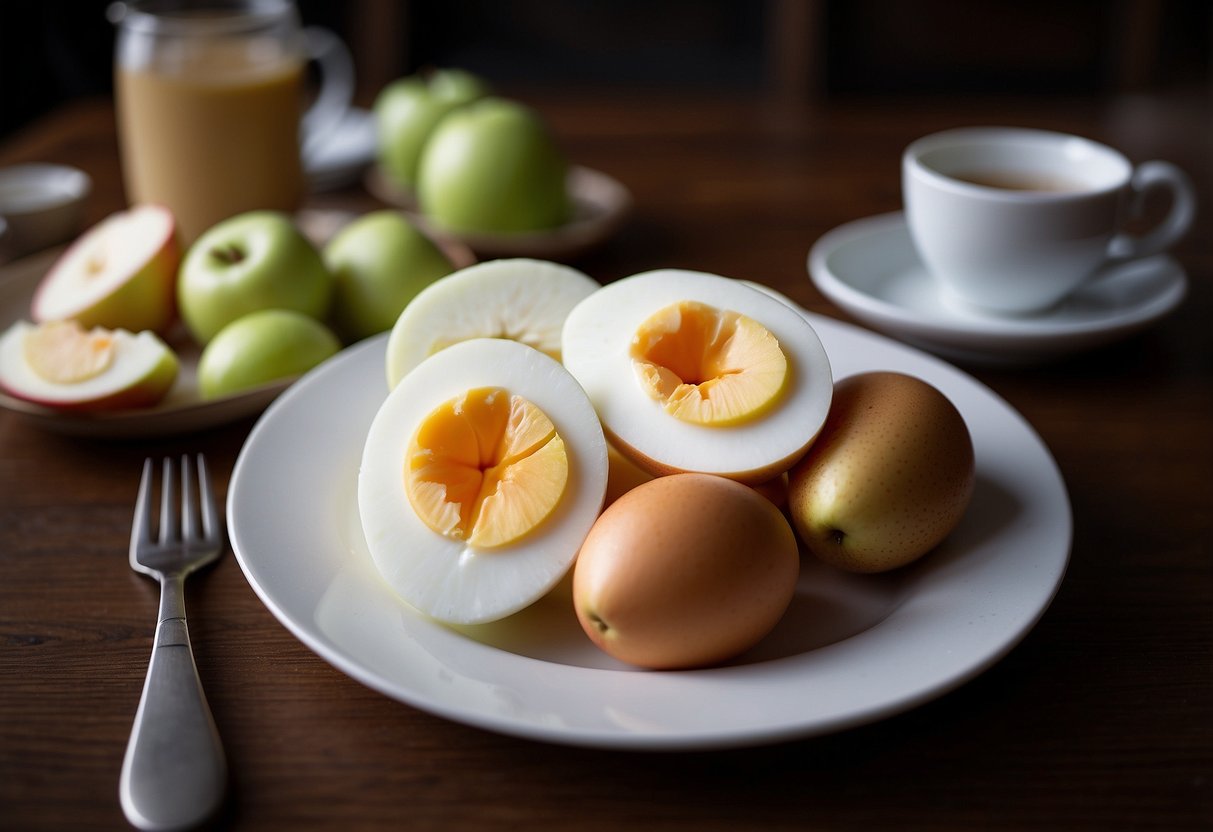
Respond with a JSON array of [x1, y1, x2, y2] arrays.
[[0, 320, 179, 412], [31, 204, 181, 335]]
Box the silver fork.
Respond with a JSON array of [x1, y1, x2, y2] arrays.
[[120, 454, 227, 831]]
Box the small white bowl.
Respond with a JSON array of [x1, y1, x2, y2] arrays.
[[0, 163, 92, 261]]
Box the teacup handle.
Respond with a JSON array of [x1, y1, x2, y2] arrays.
[[1107, 161, 1196, 262], [299, 26, 355, 167]]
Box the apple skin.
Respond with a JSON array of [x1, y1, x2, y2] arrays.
[[323, 210, 455, 342], [178, 211, 334, 344], [0, 321, 178, 412], [197, 308, 340, 399], [787, 371, 976, 573], [31, 204, 181, 335], [416, 97, 571, 234], [28, 348, 178, 412], [374, 69, 487, 192]]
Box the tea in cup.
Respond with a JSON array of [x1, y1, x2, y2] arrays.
[[902, 127, 1196, 316], [110, 0, 353, 244]]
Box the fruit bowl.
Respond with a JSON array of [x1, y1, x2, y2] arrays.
[[295, 208, 475, 270], [0, 249, 286, 438], [364, 164, 632, 262], [0, 209, 475, 438], [0, 311, 287, 440]]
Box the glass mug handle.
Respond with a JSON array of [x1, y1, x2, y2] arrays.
[[299, 26, 355, 168], [1106, 161, 1197, 263]]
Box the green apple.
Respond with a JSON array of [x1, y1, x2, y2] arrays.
[[787, 372, 976, 573], [197, 309, 340, 399], [31, 204, 181, 335], [178, 211, 333, 344], [416, 97, 571, 234], [323, 210, 455, 342], [374, 68, 488, 191], [0, 319, 178, 412]]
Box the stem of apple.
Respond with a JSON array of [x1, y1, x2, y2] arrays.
[[210, 244, 246, 266]]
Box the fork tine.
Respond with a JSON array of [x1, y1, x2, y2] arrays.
[[197, 454, 221, 542], [159, 457, 177, 544], [181, 454, 198, 541], [130, 458, 155, 561]]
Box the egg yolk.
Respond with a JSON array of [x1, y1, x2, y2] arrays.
[[405, 387, 569, 548], [23, 320, 116, 384], [630, 301, 789, 426]]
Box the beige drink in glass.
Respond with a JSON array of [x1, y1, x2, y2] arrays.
[[111, 0, 352, 244]]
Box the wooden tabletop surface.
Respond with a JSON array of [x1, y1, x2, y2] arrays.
[[1, 90, 1210, 831]]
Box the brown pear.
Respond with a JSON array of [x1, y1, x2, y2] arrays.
[[788, 371, 975, 573]]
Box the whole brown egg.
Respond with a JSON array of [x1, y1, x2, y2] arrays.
[[573, 473, 799, 669]]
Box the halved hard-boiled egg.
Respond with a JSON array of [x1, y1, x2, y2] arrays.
[[359, 337, 608, 624], [385, 258, 599, 389], [561, 270, 832, 483], [0, 319, 178, 411]]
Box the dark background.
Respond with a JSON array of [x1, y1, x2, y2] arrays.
[[2, 0, 1210, 141]]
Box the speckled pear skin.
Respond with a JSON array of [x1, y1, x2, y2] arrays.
[[788, 371, 975, 573]]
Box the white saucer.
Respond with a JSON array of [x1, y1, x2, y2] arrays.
[[807, 212, 1188, 365], [305, 107, 376, 193]]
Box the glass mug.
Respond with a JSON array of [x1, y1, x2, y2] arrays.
[[109, 0, 353, 244]]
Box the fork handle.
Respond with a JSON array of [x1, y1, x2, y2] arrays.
[[120, 575, 226, 831]]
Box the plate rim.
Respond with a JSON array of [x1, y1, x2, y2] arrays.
[[228, 315, 1072, 750]]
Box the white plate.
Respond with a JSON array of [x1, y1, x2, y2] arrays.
[[228, 306, 1071, 750], [808, 212, 1188, 366]]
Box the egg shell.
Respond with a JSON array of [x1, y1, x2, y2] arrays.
[[359, 337, 609, 624], [573, 472, 800, 670], [603, 440, 654, 507], [561, 269, 833, 483]]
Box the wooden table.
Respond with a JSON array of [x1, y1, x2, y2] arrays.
[[2, 91, 1210, 831]]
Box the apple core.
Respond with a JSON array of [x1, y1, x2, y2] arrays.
[[23, 321, 116, 384], [404, 386, 569, 548], [630, 301, 788, 426]]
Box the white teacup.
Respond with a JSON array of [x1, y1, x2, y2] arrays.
[[903, 127, 1196, 316]]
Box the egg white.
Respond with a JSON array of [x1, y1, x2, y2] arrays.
[[359, 337, 608, 624], [561, 269, 833, 482]]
